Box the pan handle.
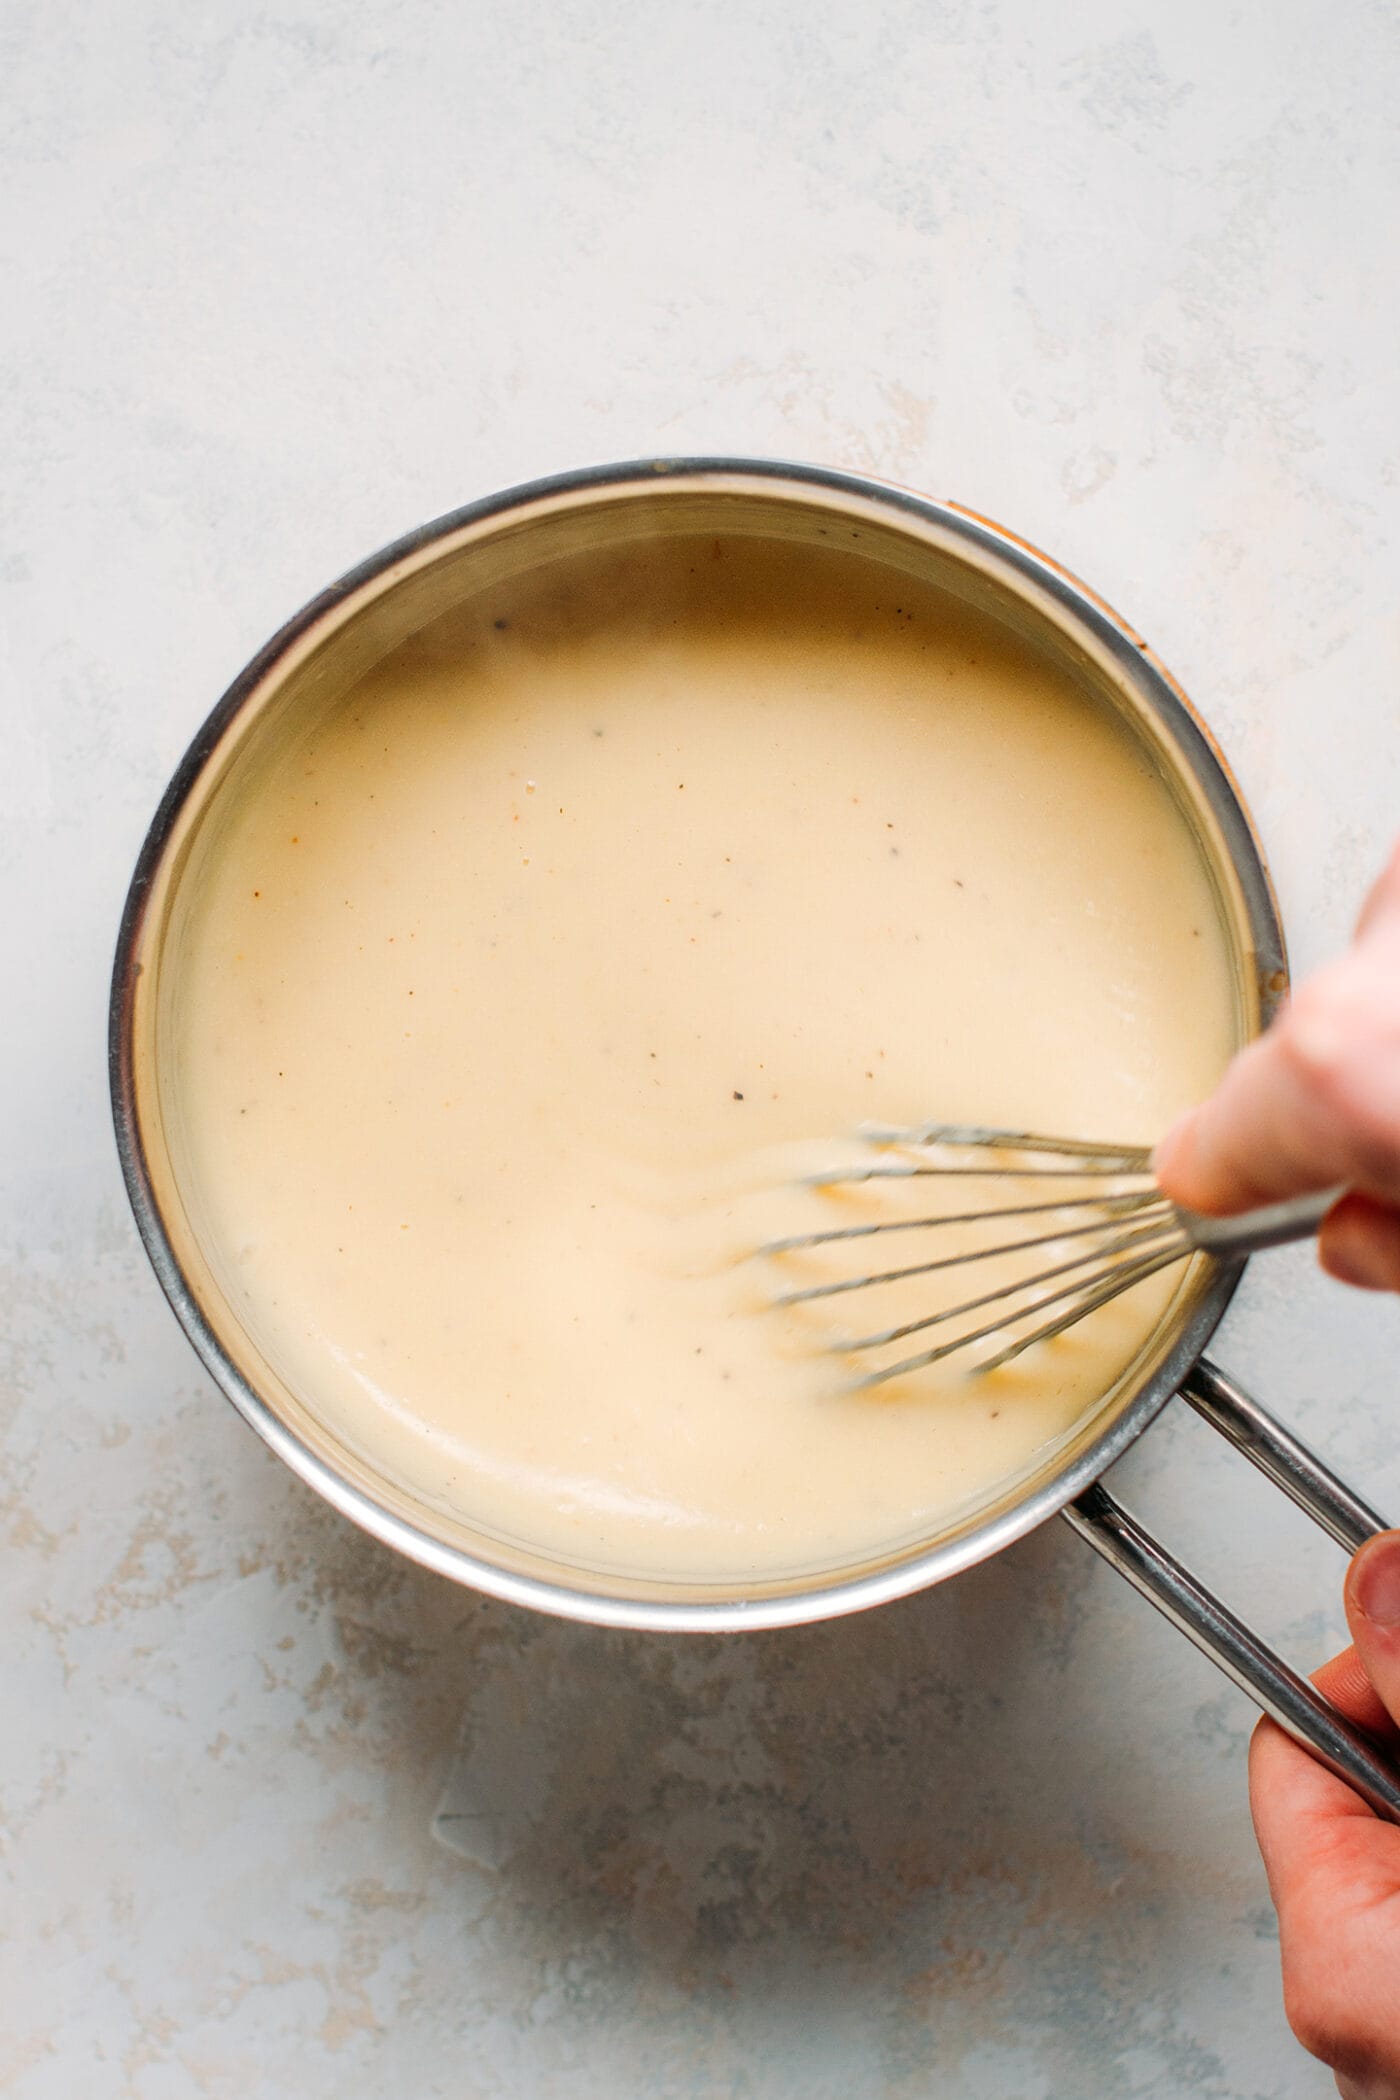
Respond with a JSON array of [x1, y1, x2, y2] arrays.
[[1063, 1359, 1400, 1824], [1179, 1359, 1386, 1550]]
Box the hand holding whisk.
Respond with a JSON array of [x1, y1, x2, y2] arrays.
[[758, 1123, 1339, 1386]]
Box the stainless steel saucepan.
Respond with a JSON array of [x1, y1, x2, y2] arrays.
[[110, 459, 1399, 1818]]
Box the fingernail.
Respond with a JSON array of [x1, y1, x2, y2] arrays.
[[1352, 1535, 1400, 1628]]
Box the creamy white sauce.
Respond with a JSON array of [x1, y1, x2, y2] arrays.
[[164, 535, 1240, 1580]]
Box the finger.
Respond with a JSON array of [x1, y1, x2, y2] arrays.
[[1249, 1643, 1397, 1923], [1320, 1194, 1400, 1292], [1250, 1645, 1392, 1863], [1250, 1563, 1400, 2081], [1255, 1534, 1400, 1874], [1153, 1028, 1326, 1213], [1155, 952, 1400, 1216], [1346, 1532, 1400, 1727], [1250, 1647, 1389, 1869]]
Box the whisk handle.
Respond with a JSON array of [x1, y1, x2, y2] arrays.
[[1179, 1186, 1342, 1259]]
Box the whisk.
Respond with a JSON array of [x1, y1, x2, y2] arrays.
[[760, 1123, 1339, 1387]]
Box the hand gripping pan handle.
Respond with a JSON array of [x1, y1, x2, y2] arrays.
[[1063, 1359, 1400, 1823]]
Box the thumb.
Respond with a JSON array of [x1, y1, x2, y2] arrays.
[[1344, 1531, 1400, 1724]]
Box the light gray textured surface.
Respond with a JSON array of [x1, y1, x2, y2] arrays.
[[3, 1, 1399, 2092]]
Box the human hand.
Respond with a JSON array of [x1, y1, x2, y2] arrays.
[[1250, 1531, 1400, 2098], [1159, 843, 1400, 2086], [1154, 840, 1400, 1290]]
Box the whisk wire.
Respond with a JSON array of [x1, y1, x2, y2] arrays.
[[759, 1128, 1333, 1382], [762, 1185, 1164, 1256], [806, 1162, 1158, 1184], [839, 1211, 1190, 1354], [774, 1199, 1180, 1310], [852, 1242, 1187, 1388], [856, 1122, 1152, 1163]]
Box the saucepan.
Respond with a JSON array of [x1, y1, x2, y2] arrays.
[[109, 458, 1400, 1818]]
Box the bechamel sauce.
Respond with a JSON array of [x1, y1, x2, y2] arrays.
[[164, 535, 1240, 1580]]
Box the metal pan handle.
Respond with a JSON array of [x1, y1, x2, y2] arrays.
[[1062, 1358, 1400, 1823], [1179, 1359, 1385, 1550]]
